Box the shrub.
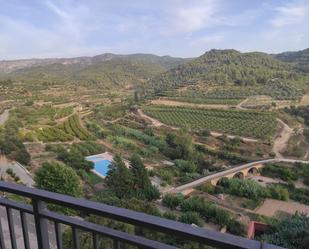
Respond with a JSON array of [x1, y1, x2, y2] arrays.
[[261, 164, 298, 182], [219, 178, 268, 199], [178, 212, 202, 226], [267, 185, 289, 201], [258, 213, 309, 249], [197, 182, 215, 194], [162, 194, 184, 209], [175, 160, 197, 173], [227, 220, 246, 236], [163, 211, 178, 221], [6, 168, 13, 175], [180, 196, 231, 226]]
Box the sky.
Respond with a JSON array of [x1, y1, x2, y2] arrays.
[[0, 0, 309, 59]]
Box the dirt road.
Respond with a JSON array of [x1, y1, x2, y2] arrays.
[[150, 99, 231, 109], [272, 119, 294, 158], [236, 98, 249, 110], [0, 109, 9, 125]]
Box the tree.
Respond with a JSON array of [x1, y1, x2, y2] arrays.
[[175, 129, 194, 160], [130, 153, 160, 200], [34, 161, 82, 214], [54, 145, 94, 171], [164, 130, 194, 160], [258, 213, 309, 249], [130, 153, 150, 190], [0, 117, 31, 165], [175, 159, 197, 173], [35, 161, 82, 197], [134, 91, 140, 103], [105, 155, 134, 198]]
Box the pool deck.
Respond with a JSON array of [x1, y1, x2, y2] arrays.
[[92, 169, 107, 179], [86, 152, 114, 161]]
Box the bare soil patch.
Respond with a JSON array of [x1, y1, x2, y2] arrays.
[[300, 94, 309, 106], [273, 119, 294, 158], [255, 199, 309, 217], [151, 99, 230, 109]]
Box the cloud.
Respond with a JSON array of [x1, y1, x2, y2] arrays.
[[271, 2, 309, 27], [1, 0, 309, 59], [45, 1, 71, 19], [161, 0, 223, 34], [190, 34, 224, 46]]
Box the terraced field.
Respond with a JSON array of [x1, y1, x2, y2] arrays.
[[143, 105, 277, 139], [36, 114, 94, 142]]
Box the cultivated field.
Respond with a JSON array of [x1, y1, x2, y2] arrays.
[[143, 105, 277, 139]]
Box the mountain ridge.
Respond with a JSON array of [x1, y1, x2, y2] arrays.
[[0, 53, 189, 74]]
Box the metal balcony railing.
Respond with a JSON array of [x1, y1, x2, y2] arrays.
[[0, 181, 284, 249]]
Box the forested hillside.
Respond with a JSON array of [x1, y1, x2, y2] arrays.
[[143, 49, 307, 97], [7, 58, 164, 87], [275, 48, 309, 73], [0, 53, 188, 88]]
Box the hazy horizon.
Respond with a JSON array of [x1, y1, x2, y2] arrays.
[[1, 47, 309, 62]]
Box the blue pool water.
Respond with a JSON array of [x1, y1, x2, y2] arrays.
[[86, 156, 111, 177]]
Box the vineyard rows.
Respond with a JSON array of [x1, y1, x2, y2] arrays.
[[36, 114, 94, 142], [204, 82, 301, 100], [160, 81, 302, 101], [54, 107, 74, 119], [143, 106, 277, 139]]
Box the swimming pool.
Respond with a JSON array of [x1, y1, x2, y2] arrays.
[[85, 156, 111, 177]]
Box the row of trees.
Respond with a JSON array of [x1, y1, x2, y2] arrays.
[[46, 142, 104, 172], [162, 195, 245, 235], [261, 163, 309, 186], [284, 106, 309, 125], [217, 178, 289, 201]]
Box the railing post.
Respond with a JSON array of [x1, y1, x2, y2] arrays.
[[33, 199, 50, 249], [0, 215, 6, 249]]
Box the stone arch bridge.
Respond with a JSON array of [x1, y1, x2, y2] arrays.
[[167, 158, 309, 194], [209, 163, 264, 186]]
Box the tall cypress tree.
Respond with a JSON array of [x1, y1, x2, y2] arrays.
[[106, 155, 134, 198], [130, 153, 151, 190], [130, 153, 160, 200]]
